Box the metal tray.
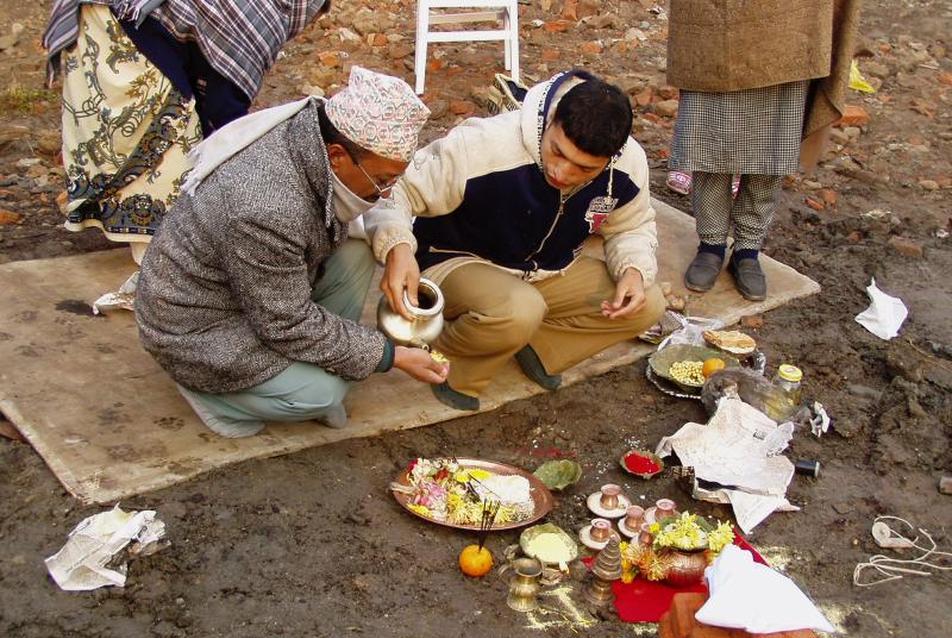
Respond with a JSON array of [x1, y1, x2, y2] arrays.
[[648, 344, 740, 392], [391, 458, 554, 531]]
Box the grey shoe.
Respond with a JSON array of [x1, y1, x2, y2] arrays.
[[684, 251, 725, 292], [729, 258, 767, 301], [515, 345, 562, 391]]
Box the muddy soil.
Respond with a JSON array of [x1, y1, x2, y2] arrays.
[[1, 1, 950, 637]]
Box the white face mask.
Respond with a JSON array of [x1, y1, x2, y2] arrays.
[[330, 170, 374, 224]]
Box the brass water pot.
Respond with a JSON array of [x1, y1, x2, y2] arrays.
[[506, 558, 543, 612]]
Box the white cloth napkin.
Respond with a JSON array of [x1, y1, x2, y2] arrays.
[[696, 545, 836, 633]]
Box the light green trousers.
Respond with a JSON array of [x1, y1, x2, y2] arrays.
[[178, 239, 375, 437]]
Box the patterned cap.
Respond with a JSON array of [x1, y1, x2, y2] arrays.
[[326, 66, 429, 162]]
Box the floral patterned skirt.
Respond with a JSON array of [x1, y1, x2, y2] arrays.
[[61, 4, 202, 244]]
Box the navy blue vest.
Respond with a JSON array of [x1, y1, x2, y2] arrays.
[[413, 163, 639, 275]]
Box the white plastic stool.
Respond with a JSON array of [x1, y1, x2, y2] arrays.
[[414, 0, 520, 95]]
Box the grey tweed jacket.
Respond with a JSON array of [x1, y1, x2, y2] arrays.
[[136, 103, 388, 394]]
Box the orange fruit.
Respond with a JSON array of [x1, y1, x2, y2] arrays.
[[458, 544, 494, 577], [702, 357, 726, 379]]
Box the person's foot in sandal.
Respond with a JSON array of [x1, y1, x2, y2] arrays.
[[684, 244, 726, 292], [666, 170, 692, 195]]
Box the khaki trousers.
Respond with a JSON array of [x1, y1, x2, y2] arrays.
[[435, 257, 665, 397]]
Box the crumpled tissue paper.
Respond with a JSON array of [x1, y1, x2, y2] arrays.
[[45, 505, 166, 591], [854, 278, 908, 340]]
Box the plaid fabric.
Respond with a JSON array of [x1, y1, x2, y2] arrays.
[[692, 172, 783, 251], [669, 80, 808, 175], [44, 0, 328, 100]]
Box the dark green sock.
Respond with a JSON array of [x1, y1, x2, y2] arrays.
[[432, 382, 480, 411], [515, 345, 562, 391]]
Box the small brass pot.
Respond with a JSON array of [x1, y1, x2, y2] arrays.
[[506, 558, 543, 612]]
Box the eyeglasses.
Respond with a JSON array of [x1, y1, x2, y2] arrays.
[[353, 157, 400, 199]]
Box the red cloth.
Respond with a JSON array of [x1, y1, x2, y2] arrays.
[[583, 533, 766, 624]]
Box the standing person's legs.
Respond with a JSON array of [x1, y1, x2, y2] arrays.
[[432, 263, 548, 407], [528, 257, 665, 375], [729, 175, 782, 253], [179, 239, 376, 437], [727, 175, 782, 301], [685, 172, 734, 292]]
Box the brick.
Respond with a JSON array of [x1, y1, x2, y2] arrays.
[[580, 40, 603, 56], [940, 475, 952, 494], [666, 593, 708, 637], [576, 0, 600, 19], [449, 100, 475, 116], [837, 104, 870, 127], [888, 236, 923, 258], [317, 50, 341, 67], [561, 0, 579, 21], [0, 208, 23, 225], [543, 19, 573, 33], [634, 87, 653, 107], [387, 43, 413, 60], [819, 189, 838, 206], [654, 99, 679, 117], [741, 314, 764, 329], [55, 190, 68, 212]]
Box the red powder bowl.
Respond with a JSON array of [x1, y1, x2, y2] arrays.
[[619, 449, 665, 479]]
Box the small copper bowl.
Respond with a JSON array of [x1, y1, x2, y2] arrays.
[[599, 484, 622, 510], [623, 505, 645, 531], [590, 518, 612, 542], [619, 449, 665, 479]]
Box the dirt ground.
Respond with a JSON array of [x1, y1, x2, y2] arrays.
[[1, 1, 950, 637]]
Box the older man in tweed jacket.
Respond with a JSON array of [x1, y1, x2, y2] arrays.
[[136, 68, 448, 438]]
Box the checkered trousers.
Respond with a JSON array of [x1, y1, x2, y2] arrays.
[[669, 80, 809, 175], [692, 173, 783, 251]]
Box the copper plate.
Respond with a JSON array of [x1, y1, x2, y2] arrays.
[[391, 458, 554, 531]]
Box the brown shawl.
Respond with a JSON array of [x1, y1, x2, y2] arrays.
[[666, 0, 835, 93], [666, 0, 863, 172], [800, 0, 864, 171]]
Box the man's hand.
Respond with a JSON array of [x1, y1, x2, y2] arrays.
[[601, 268, 646, 319], [382, 243, 420, 320], [393, 346, 449, 384]]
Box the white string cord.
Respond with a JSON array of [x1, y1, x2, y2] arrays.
[[853, 516, 952, 587]]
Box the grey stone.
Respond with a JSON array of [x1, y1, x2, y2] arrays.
[[848, 384, 882, 401]]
